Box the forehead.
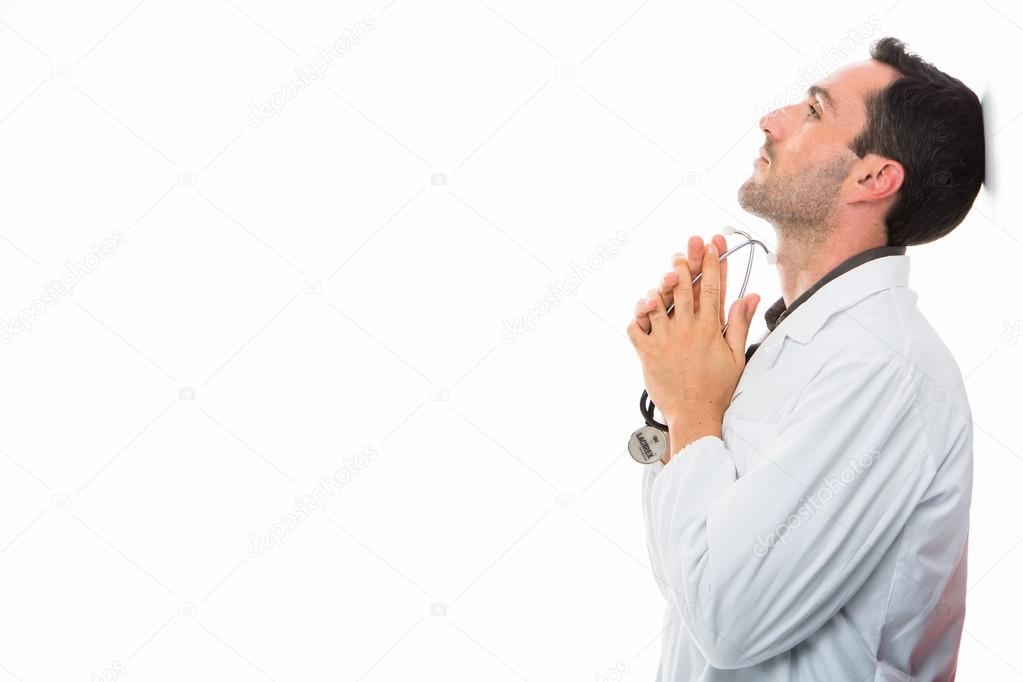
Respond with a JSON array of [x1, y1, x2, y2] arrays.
[[813, 59, 899, 120], [830, 60, 901, 95]]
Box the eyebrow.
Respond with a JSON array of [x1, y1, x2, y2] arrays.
[[806, 84, 837, 116]]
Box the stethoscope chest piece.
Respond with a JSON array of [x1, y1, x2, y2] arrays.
[[628, 425, 670, 464]]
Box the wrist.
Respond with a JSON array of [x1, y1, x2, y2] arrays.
[[665, 413, 723, 460]]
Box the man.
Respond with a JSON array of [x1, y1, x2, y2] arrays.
[[626, 37, 984, 680]]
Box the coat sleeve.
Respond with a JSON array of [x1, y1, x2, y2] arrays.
[[642, 459, 687, 602], [646, 351, 937, 669]]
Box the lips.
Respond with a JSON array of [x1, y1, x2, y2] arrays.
[[758, 147, 770, 162]]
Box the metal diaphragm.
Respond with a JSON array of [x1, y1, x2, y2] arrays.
[[628, 425, 670, 464]]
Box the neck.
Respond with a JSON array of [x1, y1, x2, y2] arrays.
[[773, 229, 888, 306]]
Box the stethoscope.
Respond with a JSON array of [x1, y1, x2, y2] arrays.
[[628, 226, 775, 464]]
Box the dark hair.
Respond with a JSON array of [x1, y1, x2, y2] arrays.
[[849, 36, 985, 246]]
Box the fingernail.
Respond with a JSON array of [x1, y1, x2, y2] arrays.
[[707, 243, 718, 255]]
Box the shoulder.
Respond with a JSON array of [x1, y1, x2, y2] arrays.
[[820, 285, 974, 462], [815, 284, 967, 393]]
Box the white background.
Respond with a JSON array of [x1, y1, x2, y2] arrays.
[[0, 0, 1019, 680]]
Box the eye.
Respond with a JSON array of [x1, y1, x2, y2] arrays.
[[807, 102, 821, 119]]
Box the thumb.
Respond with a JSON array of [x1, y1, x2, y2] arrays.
[[725, 294, 760, 362]]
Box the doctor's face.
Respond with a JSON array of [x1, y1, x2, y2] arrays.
[[737, 59, 899, 238]]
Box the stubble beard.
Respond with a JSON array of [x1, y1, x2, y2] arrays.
[[737, 154, 856, 246]]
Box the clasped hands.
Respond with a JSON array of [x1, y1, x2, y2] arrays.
[[626, 235, 761, 459]]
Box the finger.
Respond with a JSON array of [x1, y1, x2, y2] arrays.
[[634, 278, 671, 333], [698, 242, 722, 327], [659, 269, 679, 313], [725, 294, 760, 363], [670, 257, 695, 323], [634, 297, 653, 334], [711, 233, 728, 325], [626, 317, 647, 348], [686, 236, 705, 313], [646, 287, 669, 330]]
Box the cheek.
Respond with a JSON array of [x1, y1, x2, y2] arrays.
[[782, 136, 838, 171], [783, 133, 816, 159]]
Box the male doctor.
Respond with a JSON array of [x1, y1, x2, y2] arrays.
[[626, 37, 984, 680]]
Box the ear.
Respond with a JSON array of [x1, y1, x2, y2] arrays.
[[855, 154, 904, 202]]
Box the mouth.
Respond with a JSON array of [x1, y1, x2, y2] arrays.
[[758, 147, 770, 163]]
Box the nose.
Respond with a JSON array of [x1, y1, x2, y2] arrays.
[[758, 102, 796, 144], [757, 108, 777, 131]]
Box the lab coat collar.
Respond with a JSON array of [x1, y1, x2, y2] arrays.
[[752, 246, 910, 370]]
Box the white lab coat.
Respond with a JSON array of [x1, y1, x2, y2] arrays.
[[642, 253, 972, 680]]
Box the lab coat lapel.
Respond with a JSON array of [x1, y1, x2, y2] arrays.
[[733, 255, 912, 396]]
